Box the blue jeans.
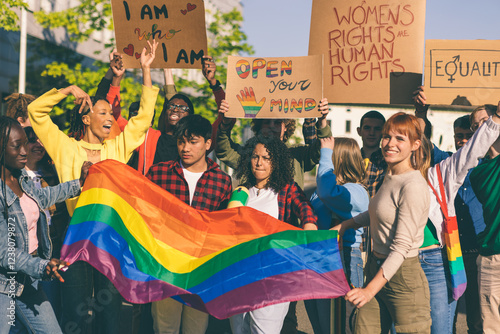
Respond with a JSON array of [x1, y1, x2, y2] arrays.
[[419, 247, 457, 334], [40, 279, 61, 323], [304, 246, 363, 334], [60, 261, 123, 334], [0, 279, 62, 334]]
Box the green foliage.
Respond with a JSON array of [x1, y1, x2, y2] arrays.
[[174, 8, 254, 140], [32, 3, 253, 137], [34, 0, 113, 43], [0, 0, 29, 31]]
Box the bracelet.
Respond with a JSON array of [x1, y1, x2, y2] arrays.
[[210, 80, 221, 90]]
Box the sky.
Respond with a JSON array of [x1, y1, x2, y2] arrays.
[[240, 0, 500, 57]]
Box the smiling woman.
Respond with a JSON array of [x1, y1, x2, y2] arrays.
[[0, 116, 88, 334], [333, 112, 432, 333], [27, 40, 161, 334]]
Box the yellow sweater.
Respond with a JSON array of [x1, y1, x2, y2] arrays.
[[28, 85, 159, 215]]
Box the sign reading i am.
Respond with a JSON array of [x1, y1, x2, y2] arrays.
[[111, 0, 208, 69]]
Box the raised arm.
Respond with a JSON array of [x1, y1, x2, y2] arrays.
[[141, 40, 157, 88], [215, 100, 242, 170], [432, 113, 500, 199], [111, 41, 159, 162], [413, 86, 432, 140], [163, 68, 177, 101], [291, 98, 332, 171], [316, 138, 368, 220], [107, 52, 128, 130], [28, 86, 90, 167], [202, 55, 235, 152]]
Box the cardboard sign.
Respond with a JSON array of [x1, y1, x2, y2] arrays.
[[308, 0, 426, 104], [111, 0, 207, 69], [226, 55, 324, 119], [424, 40, 500, 106]]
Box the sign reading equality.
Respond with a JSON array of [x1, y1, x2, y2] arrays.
[[226, 55, 324, 119], [308, 0, 426, 104], [424, 40, 500, 106], [111, 0, 207, 69]]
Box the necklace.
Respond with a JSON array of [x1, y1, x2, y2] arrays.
[[255, 186, 266, 196]]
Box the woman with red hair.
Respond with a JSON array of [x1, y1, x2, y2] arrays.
[[333, 112, 431, 333]]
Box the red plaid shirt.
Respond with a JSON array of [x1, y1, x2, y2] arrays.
[[278, 182, 317, 228], [362, 148, 387, 198], [146, 158, 232, 211]]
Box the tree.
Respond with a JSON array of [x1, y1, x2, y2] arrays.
[[34, 0, 113, 43], [28, 2, 253, 134], [0, 0, 29, 32]]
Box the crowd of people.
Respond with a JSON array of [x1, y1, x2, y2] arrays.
[[1, 41, 500, 334]]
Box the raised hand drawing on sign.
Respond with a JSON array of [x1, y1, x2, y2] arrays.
[[236, 87, 266, 118]]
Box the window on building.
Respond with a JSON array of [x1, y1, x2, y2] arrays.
[[345, 120, 351, 133]]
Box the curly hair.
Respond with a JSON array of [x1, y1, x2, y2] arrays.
[[235, 135, 294, 192], [251, 119, 297, 143], [4, 93, 36, 123], [68, 96, 109, 140]]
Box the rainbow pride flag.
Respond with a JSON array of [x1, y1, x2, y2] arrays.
[[61, 160, 350, 319], [428, 164, 467, 300]]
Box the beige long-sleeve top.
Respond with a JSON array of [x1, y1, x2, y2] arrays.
[[353, 169, 430, 280]]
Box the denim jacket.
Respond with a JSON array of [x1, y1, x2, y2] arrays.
[[0, 170, 80, 296]]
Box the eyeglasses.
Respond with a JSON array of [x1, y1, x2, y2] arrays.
[[470, 116, 489, 132], [167, 104, 190, 113]]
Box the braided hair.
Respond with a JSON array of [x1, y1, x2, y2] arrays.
[[4, 93, 36, 123], [68, 96, 109, 140], [1, 116, 22, 221]]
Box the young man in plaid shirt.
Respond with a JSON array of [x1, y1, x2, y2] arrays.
[[357, 110, 387, 198], [146, 114, 232, 334]]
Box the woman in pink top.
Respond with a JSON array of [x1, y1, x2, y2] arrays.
[[333, 112, 432, 333]]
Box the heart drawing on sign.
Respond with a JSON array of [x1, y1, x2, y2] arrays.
[[187, 3, 197, 11], [181, 9, 187, 15], [135, 52, 141, 59], [123, 44, 134, 57]]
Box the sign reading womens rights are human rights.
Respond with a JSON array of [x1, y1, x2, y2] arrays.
[[111, 0, 207, 69], [309, 0, 426, 104], [225, 55, 324, 119], [424, 40, 500, 106]]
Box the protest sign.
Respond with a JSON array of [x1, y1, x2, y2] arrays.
[[225, 55, 323, 119], [424, 40, 500, 106], [309, 0, 426, 104], [111, 0, 207, 69]]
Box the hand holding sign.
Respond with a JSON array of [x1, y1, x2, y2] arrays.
[[202, 55, 217, 86], [236, 87, 266, 118], [110, 51, 125, 78]]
